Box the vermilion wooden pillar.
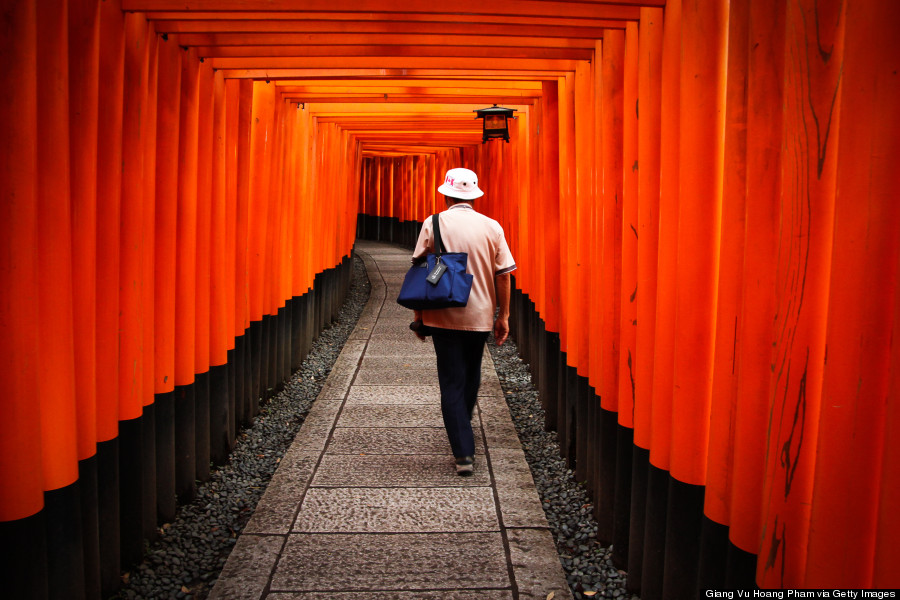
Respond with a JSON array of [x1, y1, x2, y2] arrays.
[[119, 10, 150, 569], [194, 61, 215, 482], [645, 0, 679, 597], [154, 34, 181, 524], [665, 0, 728, 597], [728, 0, 784, 574], [618, 21, 639, 430], [0, 0, 44, 597], [139, 20, 159, 544], [806, 0, 899, 588], [758, 0, 844, 588], [597, 28, 625, 548], [95, 0, 126, 592], [174, 46, 200, 502]]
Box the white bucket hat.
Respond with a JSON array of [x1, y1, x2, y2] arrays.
[[437, 167, 484, 200]]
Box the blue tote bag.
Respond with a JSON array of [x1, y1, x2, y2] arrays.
[[396, 213, 474, 310]]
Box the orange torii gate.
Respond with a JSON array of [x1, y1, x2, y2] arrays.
[[1, 0, 898, 598]]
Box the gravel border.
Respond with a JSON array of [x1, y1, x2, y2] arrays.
[[113, 255, 370, 600], [113, 253, 637, 600], [488, 336, 640, 600]]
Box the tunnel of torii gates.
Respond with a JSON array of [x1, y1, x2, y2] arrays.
[[0, 0, 898, 598]]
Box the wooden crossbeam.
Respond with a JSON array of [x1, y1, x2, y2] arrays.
[[273, 79, 543, 90], [145, 12, 631, 28], [124, 1, 651, 20], [197, 46, 593, 61], [172, 33, 600, 48], [207, 57, 580, 71], [151, 19, 617, 37]]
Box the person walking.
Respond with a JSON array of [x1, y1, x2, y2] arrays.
[[410, 167, 517, 475]]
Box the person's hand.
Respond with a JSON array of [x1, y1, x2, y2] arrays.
[[493, 315, 509, 346], [410, 319, 428, 342]]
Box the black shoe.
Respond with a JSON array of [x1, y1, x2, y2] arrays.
[[455, 455, 474, 476]]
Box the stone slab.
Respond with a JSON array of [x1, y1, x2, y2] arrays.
[[337, 405, 481, 429], [363, 338, 435, 357], [208, 534, 285, 600], [345, 385, 441, 404], [293, 487, 499, 533], [353, 367, 437, 386], [507, 528, 574, 600], [312, 454, 491, 487], [478, 377, 504, 397], [327, 427, 483, 455], [269, 533, 510, 592], [360, 356, 436, 370], [243, 452, 320, 535], [330, 340, 367, 369], [489, 448, 550, 529]]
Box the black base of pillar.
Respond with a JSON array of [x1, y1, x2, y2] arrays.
[[118, 416, 144, 568], [96, 438, 120, 598], [0, 509, 49, 600], [209, 362, 230, 465], [173, 383, 196, 503], [46, 481, 85, 600], [194, 371, 211, 482], [663, 477, 705, 599], [155, 390, 176, 523], [627, 445, 650, 593], [641, 463, 669, 600]]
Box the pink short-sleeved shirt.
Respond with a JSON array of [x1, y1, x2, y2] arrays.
[[412, 203, 517, 331]]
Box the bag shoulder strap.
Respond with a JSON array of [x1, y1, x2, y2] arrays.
[[432, 213, 447, 254]]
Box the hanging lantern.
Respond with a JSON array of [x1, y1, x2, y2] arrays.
[[473, 104, 517, 143]]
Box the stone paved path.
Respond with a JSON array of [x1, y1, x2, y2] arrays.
[[210, 240, 572, 600]]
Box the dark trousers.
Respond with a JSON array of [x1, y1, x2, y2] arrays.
[[431, 328, 490, 458]]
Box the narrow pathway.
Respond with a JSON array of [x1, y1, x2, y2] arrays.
[[210, 240, 572, 600]]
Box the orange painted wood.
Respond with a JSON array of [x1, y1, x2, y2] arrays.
[[208, 57, 579, 72], [557, 74, 574, 358], [223, 78, 240, 340], [633, 7, 662, 450], [727, 0, 784, 555], [152, 19, 613, 38], [599, 29, 624, 413], [234, 79, 253, 331], [195, 61, 215, 374], [218, 68, 571, 80], [539, 81, 561, 334], [588, 40, 603, 392], [704, 0, 749, 527], [758, 0, 844, 587], [198, 47, 591, 62], [179, 32, 599, 49], [146, 11, 630, 30], [141, 25, 159, 406], [648, 0, 680, 472], [247, 81, 276, 322], [0, 0, 42, 520], [174, 48, 200, 386], [95, 0, 125, 442], [879, 293, 900, 587], [667, 0, 728, 486], [154, 36, 182, 395], [69, 0, 101, 458], [36, 0, 79, 491], [119, 11, 150, 421], [124, 0, 645, 20], [573, 61, 593, 379], [210, 71, 229, 367], [617, 21, 638, 427], [805, 0, 900, 587], [265, 96, 285, 314]]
